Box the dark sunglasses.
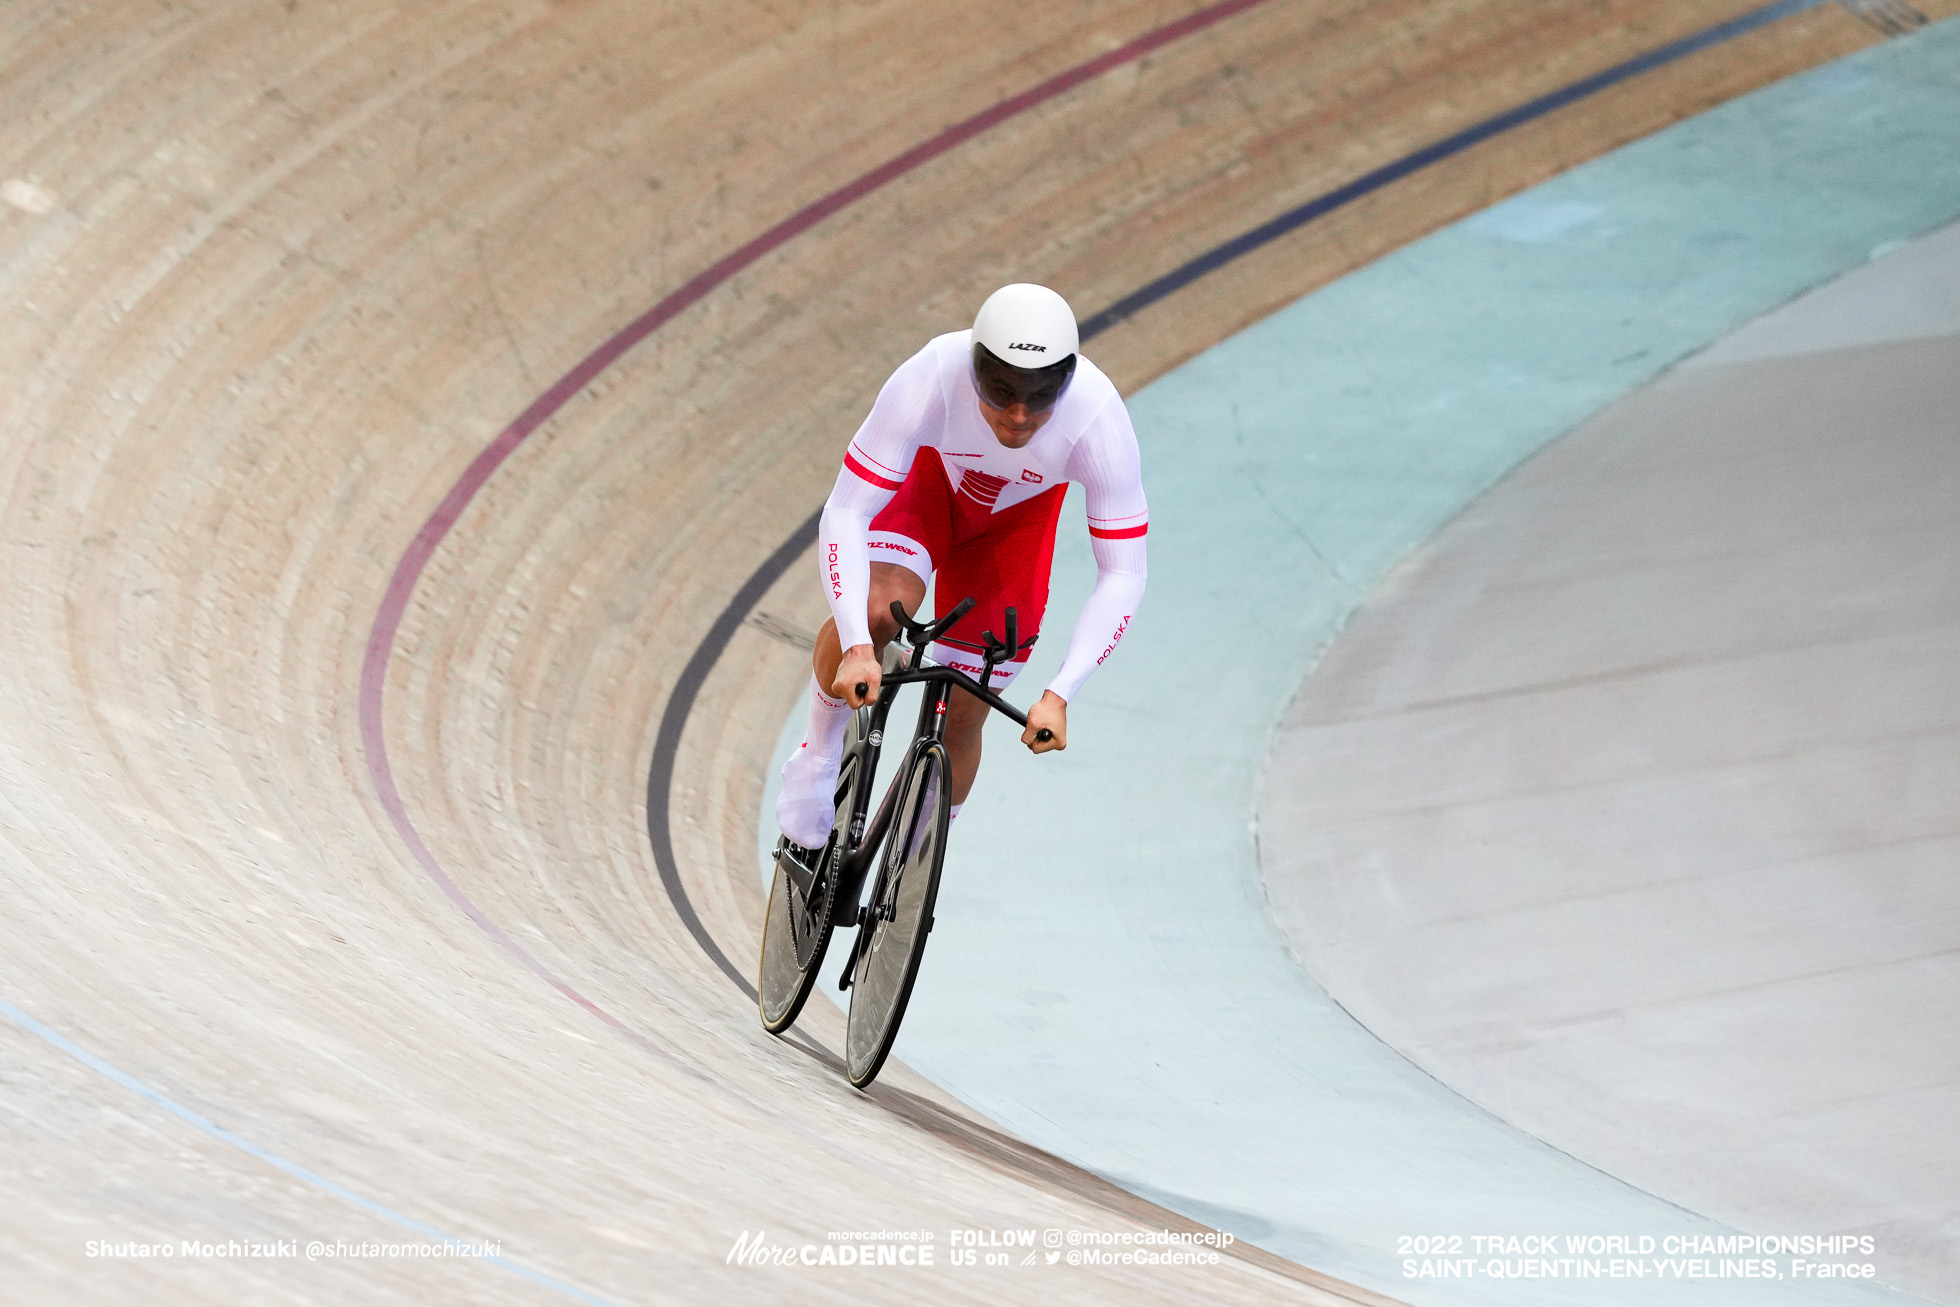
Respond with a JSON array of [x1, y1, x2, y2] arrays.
[[970, 343, 1076, 415]]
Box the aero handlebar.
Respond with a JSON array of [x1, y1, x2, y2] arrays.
[[892, 597, 975, 648], [849, 599, 1052, 742]]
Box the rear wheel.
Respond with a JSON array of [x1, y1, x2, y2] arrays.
[[843, 741, 950, 1087], [758, 716, 866, 1033]]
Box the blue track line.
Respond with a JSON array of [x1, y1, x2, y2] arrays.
[[722, 0, 1842, 1001], [0, 997, 617, 1307], [1078, 0, 1828, 337]]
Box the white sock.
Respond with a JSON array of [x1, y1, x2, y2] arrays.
[[949, 802, 963, 823], [775, 675, 852, 847], [802, 675, 851, 756]]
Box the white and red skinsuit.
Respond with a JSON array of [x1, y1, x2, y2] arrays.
[[818, 330, 1147, 700]]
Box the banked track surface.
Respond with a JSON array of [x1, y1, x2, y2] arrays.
[[749, 17, 1960, 1301], [0, 1, 1931, 1302]]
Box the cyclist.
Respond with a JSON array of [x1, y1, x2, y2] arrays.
[[776, 283, 1148, 858]]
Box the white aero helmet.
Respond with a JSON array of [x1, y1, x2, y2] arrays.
[[970, 283, 1079, 414]]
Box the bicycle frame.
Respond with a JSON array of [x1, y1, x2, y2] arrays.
[[829, 602, 1039, 923]]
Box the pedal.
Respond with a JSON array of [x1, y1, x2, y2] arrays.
[[775, 839, 819, 899]]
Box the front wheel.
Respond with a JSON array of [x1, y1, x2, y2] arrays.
[[844, 741, 950, 1087]]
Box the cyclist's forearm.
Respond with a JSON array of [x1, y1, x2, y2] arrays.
[[1046, 567, 1145, 703], [819, 499, 878, 651]]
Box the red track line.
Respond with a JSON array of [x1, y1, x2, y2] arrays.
[[358, 2, 1275, 1037]]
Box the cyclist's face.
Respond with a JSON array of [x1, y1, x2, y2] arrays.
[[977, 395, 1049, 448]]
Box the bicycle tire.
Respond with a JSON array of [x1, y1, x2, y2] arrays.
[[843, 740, 950, 1087], [757, 716, 866, 1033]]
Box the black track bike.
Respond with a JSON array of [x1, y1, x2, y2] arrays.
[[757, 598, 1049, 1087]]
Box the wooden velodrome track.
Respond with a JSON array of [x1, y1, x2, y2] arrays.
[[2, 2, 1947, 1303]]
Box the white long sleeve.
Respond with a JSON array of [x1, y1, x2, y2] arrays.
[[1047, 399, 1149, 702], [818, 345, 944, 649], [819, 477, 886, 653], [1046, 537, 1146, 702]]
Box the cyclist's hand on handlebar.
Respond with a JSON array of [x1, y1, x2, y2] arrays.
[[1023, 690, 1066, 754], [833, 644, 882, 708]]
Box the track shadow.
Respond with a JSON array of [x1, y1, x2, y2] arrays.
[[773, 1028, 1399, 1304]]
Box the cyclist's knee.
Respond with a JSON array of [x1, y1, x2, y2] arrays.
[[945, 689, 990, 738], [865, 563, 925, 643]]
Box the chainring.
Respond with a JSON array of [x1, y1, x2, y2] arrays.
[[788, 838, 834, 971]]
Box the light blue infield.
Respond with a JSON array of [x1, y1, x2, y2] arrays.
[[763, 19, 1960, 1305]]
